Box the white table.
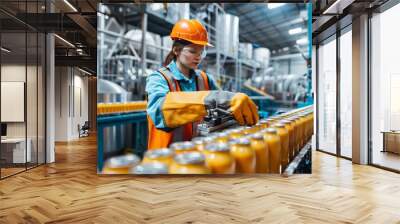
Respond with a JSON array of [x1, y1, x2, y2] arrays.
[[1, 138, 31, 163]]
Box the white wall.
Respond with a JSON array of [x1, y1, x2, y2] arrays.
[[1, 63, 46, 164], [54, 67, 89, 141], [1, 65, 42, 138], [55, 66, 69, 141]]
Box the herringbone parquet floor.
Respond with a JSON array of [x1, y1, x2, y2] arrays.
[[1, 135, 399, 224]]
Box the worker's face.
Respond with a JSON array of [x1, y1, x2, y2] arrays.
[[176, 44, 205, 69]]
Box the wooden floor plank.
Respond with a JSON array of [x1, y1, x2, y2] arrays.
[[0, 135, 399, 223]]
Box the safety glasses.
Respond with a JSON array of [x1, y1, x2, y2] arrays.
[[182, 47, 207, 59]]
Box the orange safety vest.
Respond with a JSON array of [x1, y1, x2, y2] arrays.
[[147, 67, 210, 149]]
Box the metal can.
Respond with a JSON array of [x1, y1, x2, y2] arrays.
[[266, 118, 278, 126], [290, 116, 302, 154], [169, 152, 211, 174], [192, 137, 207, 151], [203, 143, 235, 174], [214, 132, 230, 143], [102, 154, 141, 174], [303, 112, 314, 142], [262, 128, 282, 174], [229, 128, 245, 139], [280, 119, 295, 161], [131, 162, 169, 174], [192, 136, 216, 151], [297, 115, 307, 149], [242, 126, 258, 135], [229, 138, 256, 173], [142, 148, 174, 165], [273, 123, 290, 171], [170, 141, 197, 154], [249, 133, 269, 173], [258, 119, 270, 130]]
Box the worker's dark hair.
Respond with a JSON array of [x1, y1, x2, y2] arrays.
[[163, 39, 192, 66]]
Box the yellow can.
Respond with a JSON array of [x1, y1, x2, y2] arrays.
[[280, 119, 295, 162], [249, 133, 269, 173], [242, 126, 258, 135], [273, 123, 290, 171], [192, 137, 208, 151], [291, 116, 302, 154], [266, 118, 277, 125], [297, 115, 307, 148], [258, 119, 270, 130], [131, 162, 169, 174], [102, 154, 141, 174], [310, 112, 315, 139], [170, 141, 197, 154], [214, 132, 230, 143], [228, 128, 246, 139], [203, 143, 235, 174], [262, 128, 282, 174], [305, 112, 314, 141], [142, 148, 174, 166], [169, 152, 211, 174], [229, 138, 256, 173]]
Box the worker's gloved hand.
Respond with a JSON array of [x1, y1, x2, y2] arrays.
[[161, 90, 259, 128], [205, 91, 259, 126], [162, 91, 210, 128]]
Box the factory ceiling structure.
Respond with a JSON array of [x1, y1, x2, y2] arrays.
[[0, 1, 311, 74], [223, 3, 308, 55], [0, 0, 99, 74]]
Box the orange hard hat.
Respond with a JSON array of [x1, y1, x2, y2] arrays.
[[170, 19, 213, 47]]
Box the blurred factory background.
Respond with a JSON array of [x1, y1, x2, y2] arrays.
[[97, 3, 311, 107], [97, 3, 312, 169]]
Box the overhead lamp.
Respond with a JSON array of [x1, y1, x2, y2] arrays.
[[288, 27, 302, 35], [54, 34, 75, 48], [1, 47, 11, 53], [78, 67, 92, 76], [322, 0, 354, 15], [63, 0, 78, 12], [267, 3, 285, 9], [296, 37, 308, 45], [150, 3, 164, 11], [283, 47, 289, 51]]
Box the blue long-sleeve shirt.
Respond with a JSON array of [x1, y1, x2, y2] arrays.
[[146, 61, 219, 131]]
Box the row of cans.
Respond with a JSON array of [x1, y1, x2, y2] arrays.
[[101, 106, 314, 174], [97, 101, 147, 115]]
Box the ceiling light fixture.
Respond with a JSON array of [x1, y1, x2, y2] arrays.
[[288, 27, 302, 35], [78, 67, 92, 76], [267, 3, 285, 9], [296, 37, 308, 45], [63, 0, 78, 12], [54, 34, 75, 48], [1, 47, 11, 53], [323, 0, 354, 15]]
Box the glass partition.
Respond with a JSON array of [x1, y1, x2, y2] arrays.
[[339, 28, 352, 158], [0, 0, 46, 179], [317, 36, 337, 155], [371, 3, 400, 171]]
